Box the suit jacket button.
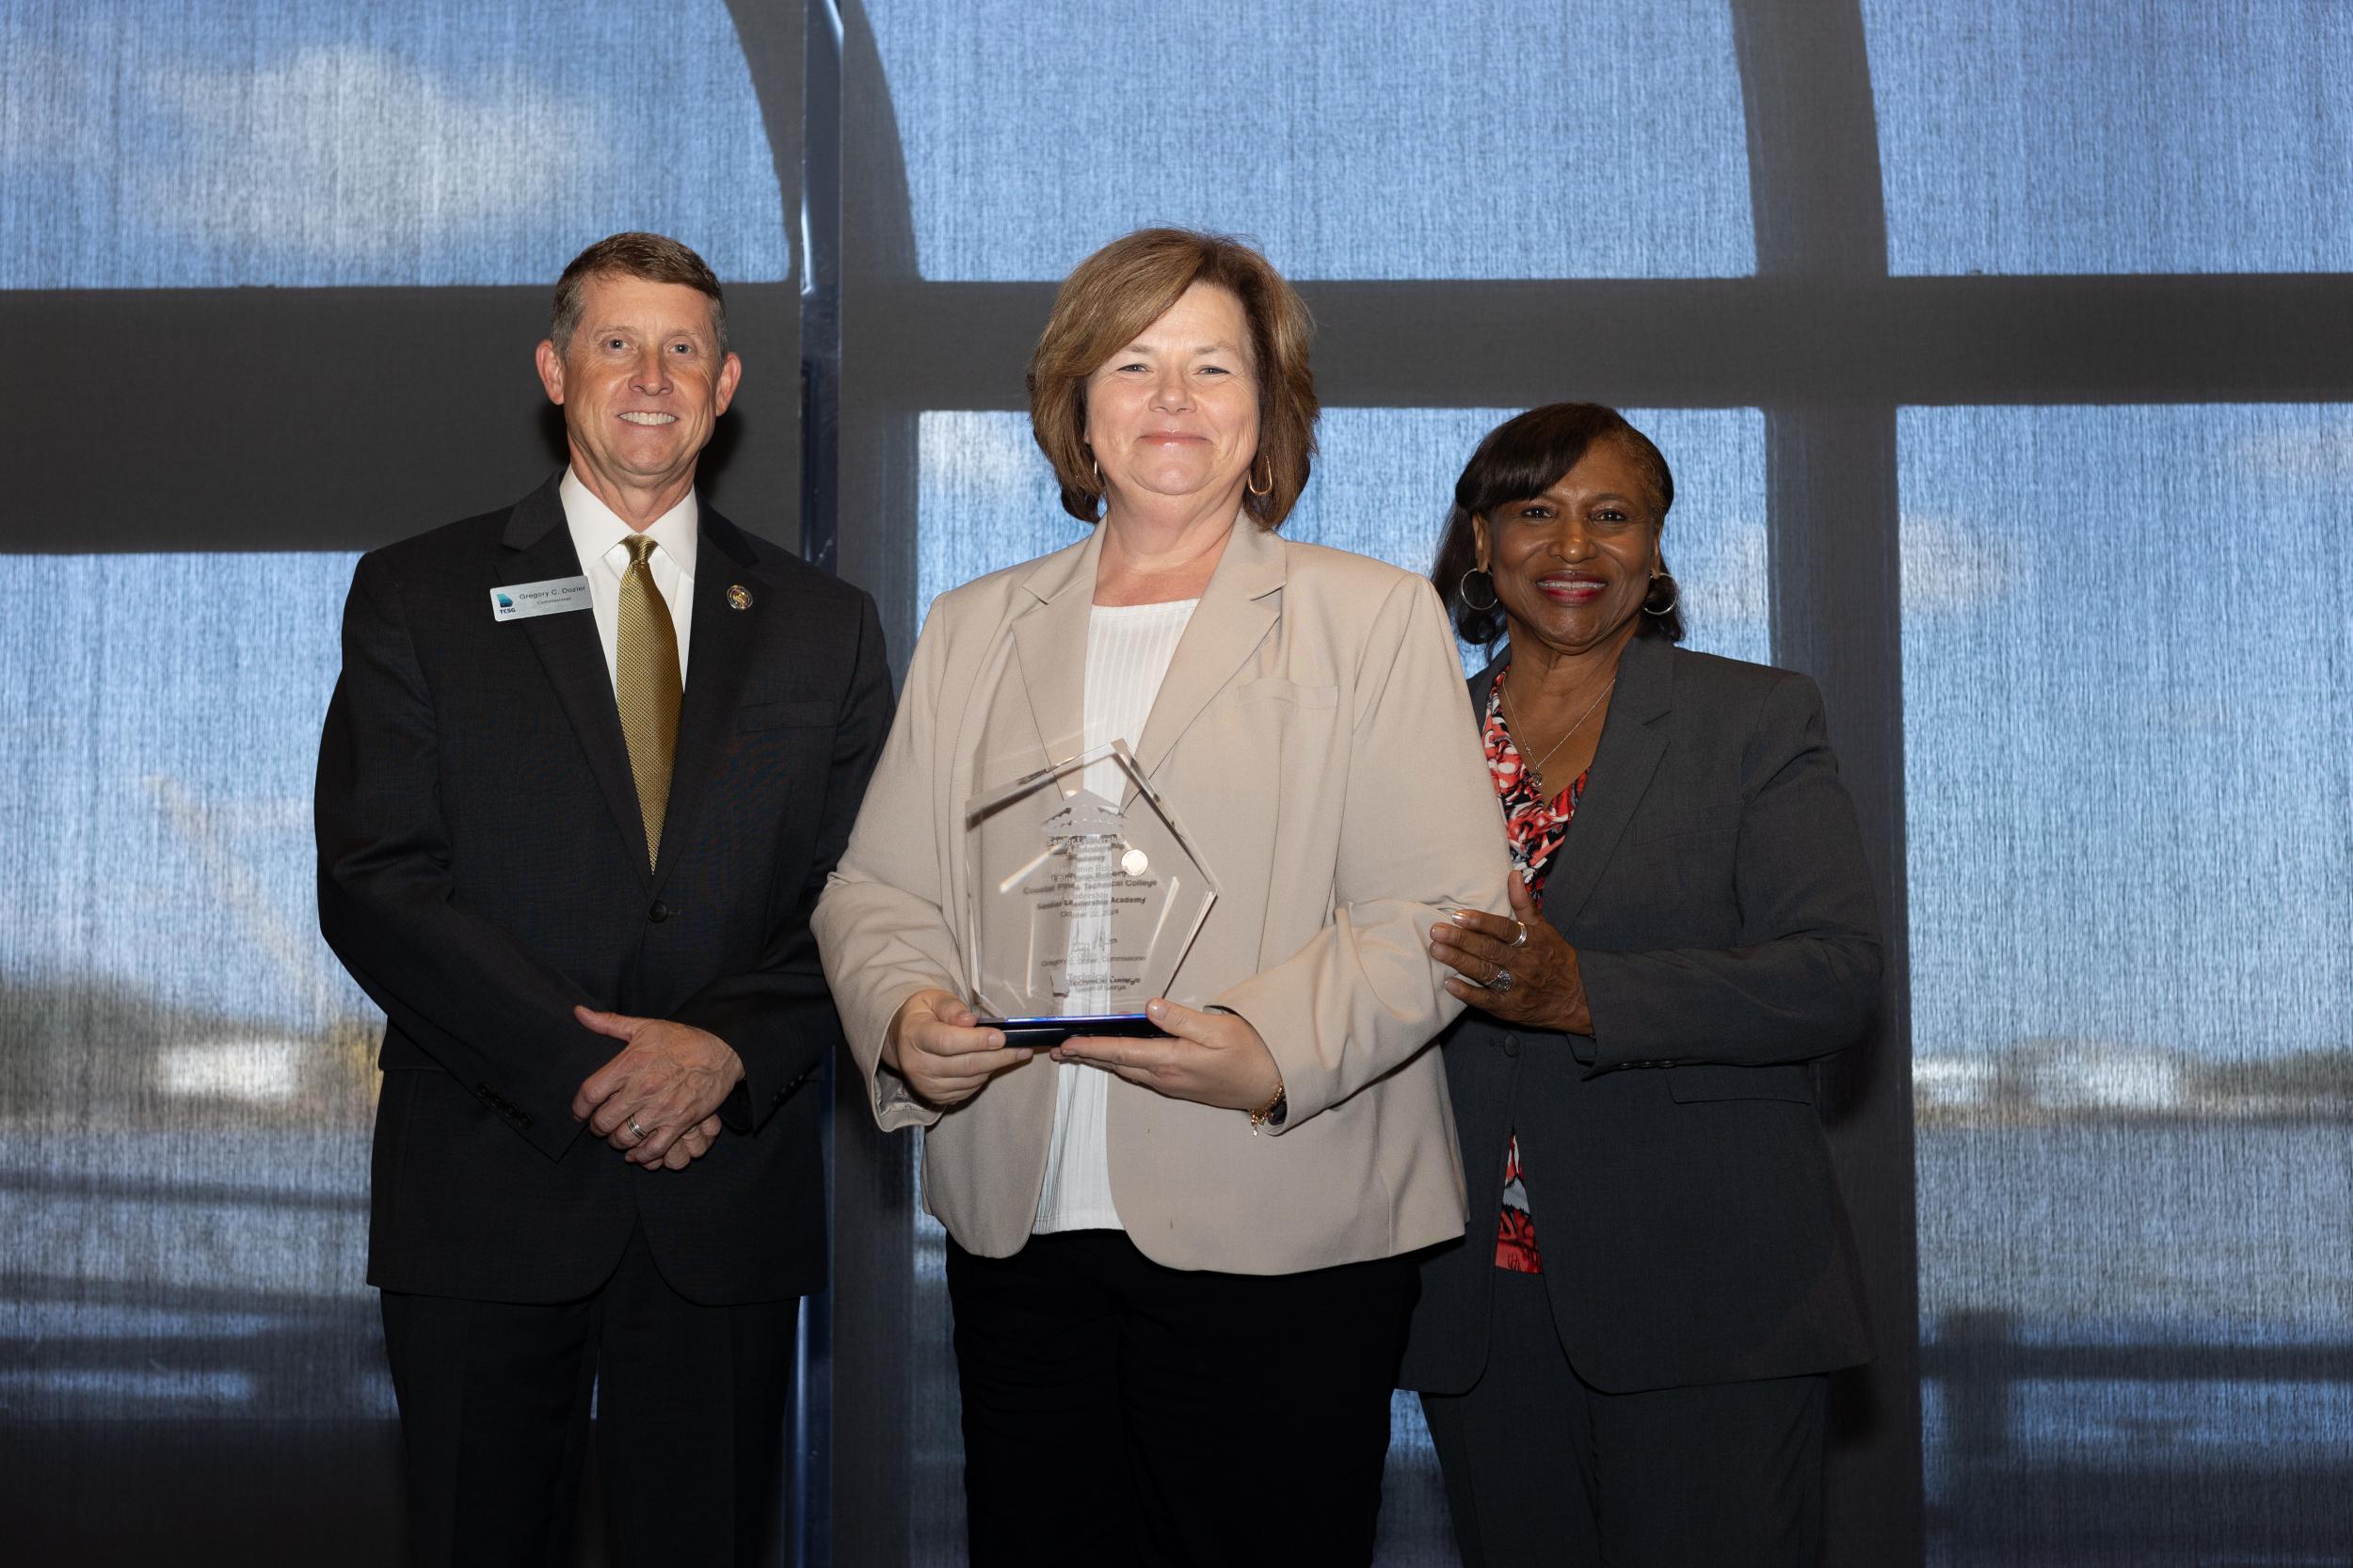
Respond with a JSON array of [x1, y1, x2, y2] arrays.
[[1502, 1033, 1519, 1058], [648, 901, 671, 923]]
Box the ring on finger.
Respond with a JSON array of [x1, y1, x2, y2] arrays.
[[627, 1116, 647, 1142], [1510, 920, 1529, 949], [1486, 967, 1513, 994]]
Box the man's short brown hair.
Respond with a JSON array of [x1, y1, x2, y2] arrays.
[[1027, 229, 1319, 528], [551, 232, 728, 355]]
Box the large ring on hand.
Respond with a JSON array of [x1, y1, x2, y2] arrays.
[[1486, 968, 1513, 994], [1510, 920, 1529, 949], [627, 1117, 647, 1142]]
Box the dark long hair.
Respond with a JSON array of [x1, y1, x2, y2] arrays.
[[1431, 403, 1684, 647]]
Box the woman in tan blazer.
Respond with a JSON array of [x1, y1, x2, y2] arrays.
[[813, 229, 1508, 1567]]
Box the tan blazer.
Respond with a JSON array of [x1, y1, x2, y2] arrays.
[[813, 518, 1511, 1274]]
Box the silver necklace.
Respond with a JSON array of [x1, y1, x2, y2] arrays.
[[1504, 673, 1616, 791]]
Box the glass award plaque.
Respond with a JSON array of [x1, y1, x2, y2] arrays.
[[963, 740, 1219, 1048]]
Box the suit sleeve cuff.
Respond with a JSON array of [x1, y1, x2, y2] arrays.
[[864, 1016, 942, 1131], [1577, 950, 1659, 1071]]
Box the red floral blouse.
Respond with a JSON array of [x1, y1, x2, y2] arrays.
[[1482, 668, 1588, 1275]]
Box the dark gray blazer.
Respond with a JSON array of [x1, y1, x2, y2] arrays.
[[1398, 632, 1878, 1395]]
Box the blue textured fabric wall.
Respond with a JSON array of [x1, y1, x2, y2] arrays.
[[5, 2, 2348, 1563]]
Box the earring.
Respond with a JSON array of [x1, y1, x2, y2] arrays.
[[1642, 569, 1680, 616], [1245, 454, 1273, 498], [1091, 456, 1103, 487], [1459, 566, 1499, 612]]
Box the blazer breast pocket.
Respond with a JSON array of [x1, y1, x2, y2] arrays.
[[1665, 1062, 1815, 1105], [736, 698, 835, 732]]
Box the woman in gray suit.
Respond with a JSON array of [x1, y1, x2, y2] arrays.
[[815, 229, 1507, 1566], [1401, 404, 1881, 1568]]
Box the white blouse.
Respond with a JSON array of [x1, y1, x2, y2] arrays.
[[1032, 598, 1197, 1235]]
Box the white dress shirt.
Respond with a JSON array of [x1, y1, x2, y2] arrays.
[[1032, 597, 1197, 1236], [559, 468, 697, 694]]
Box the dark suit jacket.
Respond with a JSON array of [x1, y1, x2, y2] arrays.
[[316, 475, 891, 1306], [1399, 632, 1878, 1395]]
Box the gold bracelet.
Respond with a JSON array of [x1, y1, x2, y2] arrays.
[[1246, 1081, 1288, 1135]]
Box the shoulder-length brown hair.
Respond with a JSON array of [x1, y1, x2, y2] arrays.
[[1027, 228, 1318, 528]]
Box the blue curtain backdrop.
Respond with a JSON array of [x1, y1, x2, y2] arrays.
[[6, 2, 2349, 1564]]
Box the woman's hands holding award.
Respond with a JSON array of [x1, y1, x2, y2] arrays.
[[883, 990, 1282, 1115], [883, 988, 1032, 1110], [1051, 996, 1282, 1113], [930, 739, 1276, 1112]]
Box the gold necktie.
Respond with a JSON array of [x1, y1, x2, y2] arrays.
[[616, 534, 680, 871]]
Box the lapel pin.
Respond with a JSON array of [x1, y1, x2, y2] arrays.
[[727, 584, 752, 610]]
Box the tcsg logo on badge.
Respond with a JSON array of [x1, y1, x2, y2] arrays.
[[488, 576, 592, 622]]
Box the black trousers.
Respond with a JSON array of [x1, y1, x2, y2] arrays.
[[1419, 1269, 1827, 1568], [946, 1229, 1418, 1568], [377, 1224, 797, 1568]]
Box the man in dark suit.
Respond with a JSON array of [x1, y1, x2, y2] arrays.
[[316, 232, 890, 1565]]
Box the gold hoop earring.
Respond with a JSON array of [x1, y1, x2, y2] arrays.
[[1245, 455, 1273, 498]]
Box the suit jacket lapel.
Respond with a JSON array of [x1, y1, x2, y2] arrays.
[[1005, 529, 1098, 768], [1539, 632, 1674, 932], [1467, 653, 1504, 723], [502, 477, 651, 880], [1001, 519, 1283, 795], [651, 507, 765, 894], [1132, 519, 1283, 785]]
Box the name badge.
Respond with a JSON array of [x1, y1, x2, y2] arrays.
[[488, 575, 592, 621]]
